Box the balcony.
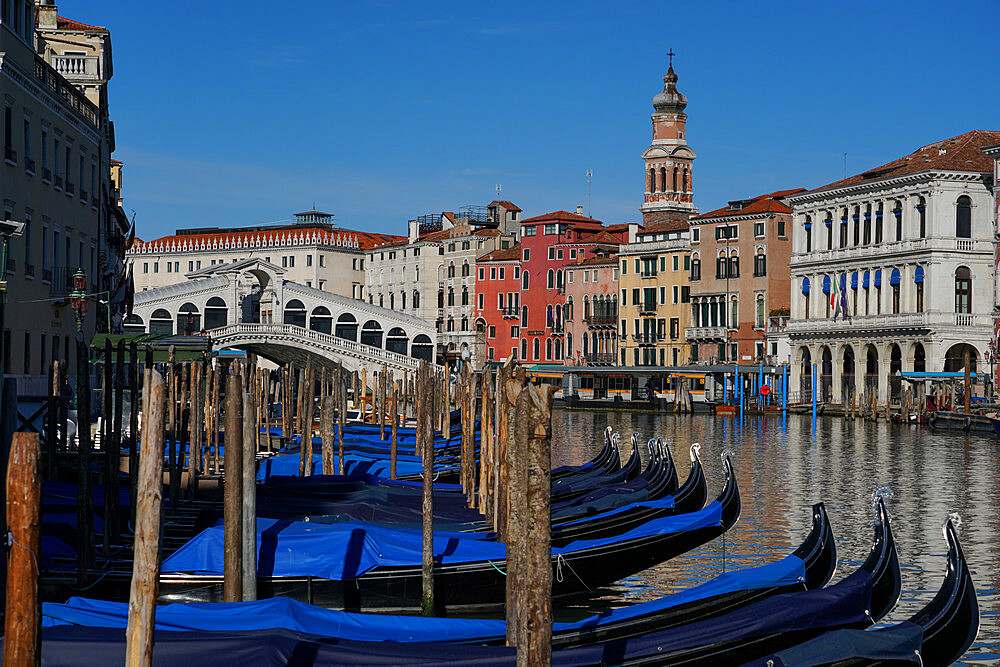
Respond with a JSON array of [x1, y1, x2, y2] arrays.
[[584, 352, 617, 365], [550, 322, 565, 335], [4, 147, 16, 164], [684, 326, 729, 341], [640, 271, 658, 279], [501, 306, 519, 319], [24, 157, 35, 173], [790, 237, 991, 267], [621, 236, 690, 255], [51, 55, 101, 81], [587, 314, 618, 328], [639, 301, 657, 315], [48, 266, 78, 298], [632, 332, 662, 345]]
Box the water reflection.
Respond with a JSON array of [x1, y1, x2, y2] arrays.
[[551, 411, 999, 664]]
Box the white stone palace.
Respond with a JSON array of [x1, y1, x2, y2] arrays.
[[785, 131, 1000, 404]]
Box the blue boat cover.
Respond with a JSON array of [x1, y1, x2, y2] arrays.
[[257, 453, 442, 481], [740, 622, 924, 666], [24, 569, 872, 666], [161, 502, 725, 579], [43, 552, 805, 642]]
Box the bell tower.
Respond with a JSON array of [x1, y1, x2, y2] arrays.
[[640, 51, 697, 226]]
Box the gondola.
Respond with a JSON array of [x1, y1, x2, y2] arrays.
[[739, 513, 979, 667], [550, 427, 622, 480], [38, 500, 837, 648], [25, 497, 905, 665], [150, 455, 740, 613]]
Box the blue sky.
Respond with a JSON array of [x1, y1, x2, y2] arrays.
[[69, 0, 999, 239]]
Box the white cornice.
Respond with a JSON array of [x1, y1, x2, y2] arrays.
[[689, 212, 779, 226], [787, 170, 989, 206]]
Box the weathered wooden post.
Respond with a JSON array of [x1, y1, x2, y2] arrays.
[[478, 368, 493, 515], [390, 378, 399, 479], [519, 382, 555, 666], [964, 348, 971, 413], [166, 346, 178, 507], [187, 360, 201, 496], [504, 376, 526, 649], [380, 365, 388, 441], [337, 369, 346, 476], [76, 335, 94, 587], [3, 432, 41, 667], [321, 395, 335, 476], [223, 368, 243, 602], [124, 369, 165, 667], [128, 342, 139, 527], [418, 362, 435, 615], [100, 339, 113, 552], [494, 359, 513, 535], [242, 387, 258, 601], [301, 363, 315, 477], [462, 361, 475, 507], [47, 360, 58, 478]]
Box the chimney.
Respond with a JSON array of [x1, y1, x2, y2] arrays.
[[576, 205, 584, 215], [408, 220, 418, 243], [38, 2, 58, 30]]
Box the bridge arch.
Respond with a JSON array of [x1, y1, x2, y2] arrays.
[[412, 334, 433, 362], [150, 309, 172, 335], [123, 314, 144, 334], [177, 303, 200, 335], [204, 296, 228, 329]]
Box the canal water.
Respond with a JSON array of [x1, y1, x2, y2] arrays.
[[550, 410, 999, 665]]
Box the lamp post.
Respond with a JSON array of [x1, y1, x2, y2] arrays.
[[986, 339, 998, 403]]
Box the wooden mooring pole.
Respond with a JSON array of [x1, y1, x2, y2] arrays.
[[75, 335, 94, 587], [242, 386, 258, 601], [418, 362, 435, 615], [3, 431, 41, 667], [124, 368, 165, 667], [390, 379, 399, 479], [223, 368, 243, 602], [504, 375, 526, 649]]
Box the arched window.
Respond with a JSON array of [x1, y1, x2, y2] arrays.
[[177, 303, 201, 334], [533, 338, 540, 360], [690, 257, 701, 280], [389, 293, 395, 310], [892, 200, 903, 241], [890, 268, 901, 314], [150, 309, 172, 336], [566, 296, 573, 321], [204, 296, 227, 329], [839, 208, 849, 247], [521, 271, 529, 289], [728, 253, 739, 278], [672, 166, 679, 192], [916, 197, 926, 238], [681, 168, 688, 193], [730, 296, 738, 328], [123, 314, 145, 334], [753, 250, 766, 277], [447, 288, 454, 306], [546, 305, 553, 328], [914, 266, 924, 312], [461, 287, 469, 306], [956, 196, 972, 238], [545, 338, 552, 360], [801, 277, 811, 319], [874, 203, 883, 244], [852, 206, 861, 246], [547, 269, 554, 289], [804, 215, 813, 252], [583, 332, 589, 356], [659, 166, 667, 192], [521, 304, 528, 327], [955, 266, 972, 314], [437, 289, 444, 308], [584, 295, 591, 320], [361, 320, 383, 347], [863, 204, 872, 244], [461, 261, 470, 277], [309, 306, 332, 334], [755, 295, 765, 329], [411, 334, 433, 361], [716, 251, 727, 279], [647, 168, 655, 193], [413, 290, 420, 308], [520, 338, 527, 360], [447, 263, 455, 278], [336, 313, 358, 340], [556, 269, 563, 290], [461, 316, 468, 331]]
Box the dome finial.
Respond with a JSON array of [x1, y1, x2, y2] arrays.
[[652, 50, 687, 114]]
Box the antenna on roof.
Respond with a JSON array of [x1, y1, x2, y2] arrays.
[[843, 153, 847, 179], [496, 184, 501, 198], [586, 169, 593, 218]]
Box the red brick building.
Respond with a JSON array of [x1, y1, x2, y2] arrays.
[[475, 243, 522, 363]]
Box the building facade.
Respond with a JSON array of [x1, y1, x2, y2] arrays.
[[983, 142, 1000, 393], [128, 210, 398, 302], [618, 222, 691, 367], [564, 253, 619, 366], [786, 130, 1000, 405], [1, 2, 119, 390], [640, 55, 696, 227], [687, 190, 800, 364], [474, 243, 521, 364]]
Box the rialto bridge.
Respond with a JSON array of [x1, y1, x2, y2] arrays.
[[127, 258, 436, 373]]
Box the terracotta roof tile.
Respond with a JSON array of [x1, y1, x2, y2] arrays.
[[473, 228, 501, 237], [603, 223, 640, 232], [478, 243, 522, 262], [54, 15, 108, 31], [490, 200, 522, 212], [135, 227, 401, 252], [692, 190, 803, 220], [805, 130, 1000, 194], [569, 254, 618, 267], [573, 231, 622, 245], [521, 210, 603, 224]]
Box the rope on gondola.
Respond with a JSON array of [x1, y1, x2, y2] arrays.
[[555, 553, 591, 591], [488, 560, 507, 575]]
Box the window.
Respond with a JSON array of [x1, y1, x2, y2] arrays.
[[499, 267, 505, 280], [690, 258, 701, 281], [692, 228, 700, 243], [893, 201, 902, 241], [756, 295, 765, 328], [890, 268, 901, 314], [143, 262, 148, 274], [3, 103, 12, 163], [478, 293, 484, 310], [523, 225, 536, 237], [306, 254, 313, 267], [548, 247, 555, 260], [544, 223, 557, 235], [917, 197, 926, 238], [40, 125, 48, 177], [461, 261, 470, 277], [557, 249, 563, 260], [522, 248, 530, 261], [22, 115, 30, 170], [672, 285, 678, 304], [672, 255, 679, 271], [681, 286, 690, 303], [956, 196, 972, 238], [915, 266, 924, 312], [753, 221, 764, 237], [955, 266, 971, 314], [486, 267, 493, 280], [777, 220, 786, 238], [521, 271, 529, 289], [547, 269, 554, 289], [753, 252, 766, 277], [570, 249, 577, 259]]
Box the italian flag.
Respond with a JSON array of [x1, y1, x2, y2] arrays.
[[830, 275, 838, 312]]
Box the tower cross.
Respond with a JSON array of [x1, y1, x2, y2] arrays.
[[667, 48, 675, 66]]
